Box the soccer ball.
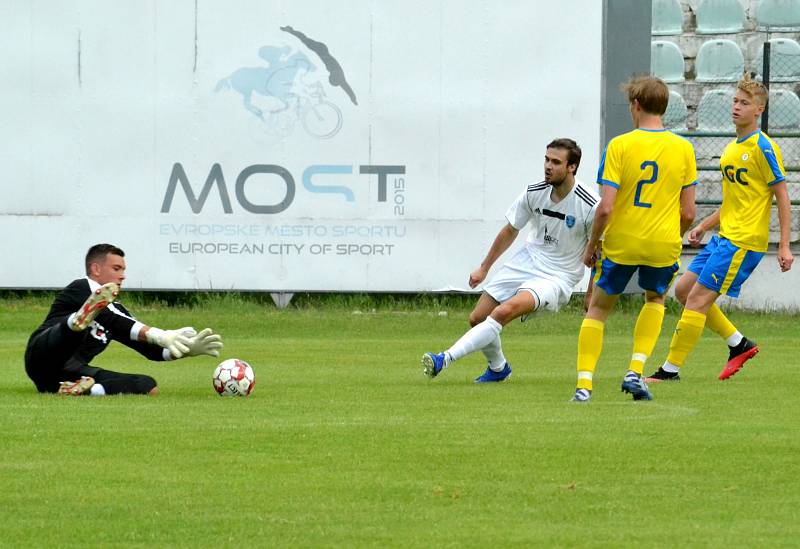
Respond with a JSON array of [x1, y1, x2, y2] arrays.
[[212, 358, 255, 397]]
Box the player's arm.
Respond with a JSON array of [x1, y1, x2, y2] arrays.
[[137, 325, 223, 359], [687, 208, 720, 247], [772, 181, 794, 272], [119, 326, 222, 361], [679, 184, 696, 236], [469, 223, 519, 288], [582, 185, 617, 267]]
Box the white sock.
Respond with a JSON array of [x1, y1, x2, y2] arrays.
[[726, 331, 743, 347], [445, 317, 503, 364], [90, 384, 106, 396], [662, 361, 680, 373], [481, 335, 507, 372]]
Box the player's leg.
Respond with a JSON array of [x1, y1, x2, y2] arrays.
[[627, 292, 666, 375], [90, 368, 158, 395], [619, 263, 678, 400], [25, 323, 86, 392], [59, 370, 157, 396], [422, 263, 520, 379], [425, 292, 523, 380], [470, 293, 509, 375], [661, 238, 763, 379], [421, 292, 502, 378], [572, 257, 629, 402], [660, 283, 719, 377], [473, 277, 565, 382], [672, 271, 693, 305], [447, 291, 514, 369], [54, 363, 102, 396], [70, 282, 120, 331], [712, 244, 765, 379], [647, 248, 709, 382], [672, 250, 754, 377], [659, 242, 723, 375], [470, 290, 538, 382]]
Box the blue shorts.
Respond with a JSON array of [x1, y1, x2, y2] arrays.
[[688, 235, 763, 297], [593, 255, 680, 296]]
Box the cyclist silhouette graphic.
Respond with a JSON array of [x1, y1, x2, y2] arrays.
[[215, 46, 315, 120], [216, 44, 344, 139]]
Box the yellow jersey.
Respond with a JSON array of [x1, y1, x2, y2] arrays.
[[597, 129, 697, 266], [718, 130, 785, 252]]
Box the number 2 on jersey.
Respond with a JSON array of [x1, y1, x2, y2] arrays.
[[633, 161, 658, 208]]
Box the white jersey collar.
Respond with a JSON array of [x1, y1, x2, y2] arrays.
[[85, 277, 101, 292]]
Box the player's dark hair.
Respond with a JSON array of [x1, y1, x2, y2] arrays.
[[85, 244, 125, 275], [620, 75, 669, 115], [547, 138, 582, 175]]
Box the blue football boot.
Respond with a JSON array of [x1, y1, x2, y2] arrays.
[[422, 352, 446, 379], [621, 373, 653, 401], [474, 362, 512, 383]]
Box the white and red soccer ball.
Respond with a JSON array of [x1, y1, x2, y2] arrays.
[[213, 358, 255, 397]]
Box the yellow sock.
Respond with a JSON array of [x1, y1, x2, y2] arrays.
[[577, 318, 604, 391], [704, 303, 737, 340], [629, 302, 665, 375], [666, 309, 707, 368]]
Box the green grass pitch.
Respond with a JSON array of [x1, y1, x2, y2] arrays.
[[1, 294, 798, 547]]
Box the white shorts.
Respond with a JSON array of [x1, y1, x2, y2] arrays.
[[482, 250, 572, 313]]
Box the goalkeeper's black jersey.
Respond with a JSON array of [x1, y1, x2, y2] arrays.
[[28, 278, 166, 365]]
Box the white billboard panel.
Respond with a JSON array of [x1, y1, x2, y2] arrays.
[[0, 1, 603, 291]]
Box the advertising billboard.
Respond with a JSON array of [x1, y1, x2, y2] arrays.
[[0, 1, 603, 291]]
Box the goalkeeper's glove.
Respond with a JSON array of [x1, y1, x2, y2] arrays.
[[145, 327, 192, 359], [181, 327, 223, 358]]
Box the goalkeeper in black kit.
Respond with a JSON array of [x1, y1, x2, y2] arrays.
[[24, 244, 223, 396]]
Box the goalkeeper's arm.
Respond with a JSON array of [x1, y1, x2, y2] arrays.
[[135, 325, 223, 359]]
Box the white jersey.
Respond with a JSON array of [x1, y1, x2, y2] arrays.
[[504, 179, 599, 290]]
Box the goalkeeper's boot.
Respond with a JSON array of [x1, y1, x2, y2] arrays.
[[621, 372, 653, 401], [645, 367, 680, 383], [58, 376, 95, 396], [421, 352, 446, 379], [570, 388, 591, 403], [71, 283, 120, 331], [475, 362, 512, 383], [719, 337, 759, 380]]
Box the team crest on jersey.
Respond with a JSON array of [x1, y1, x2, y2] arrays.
[[90, 321, 108, 344], [565, 215, 575, 228], [741, 153, 749, 161]]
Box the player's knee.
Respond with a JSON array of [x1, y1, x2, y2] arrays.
[[468, 310, 487, 327], [134, 375, 158, 395], [489, 303, 520, 326], [674, 283, 690, 304]]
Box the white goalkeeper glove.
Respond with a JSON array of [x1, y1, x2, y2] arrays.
[[146, 327, 192, 359], [178, 327, 223, 358]]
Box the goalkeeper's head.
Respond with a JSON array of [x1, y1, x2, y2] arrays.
[[85, 243, 127, 286]]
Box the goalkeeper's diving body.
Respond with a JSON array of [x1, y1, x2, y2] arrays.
[[24, 244, 223, 396]]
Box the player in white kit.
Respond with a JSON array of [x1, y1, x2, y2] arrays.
[[422, 139, 599, 382]]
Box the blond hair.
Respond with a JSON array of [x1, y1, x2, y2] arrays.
[[620, 76, 669, 115], [737, 73, 768, 105]]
